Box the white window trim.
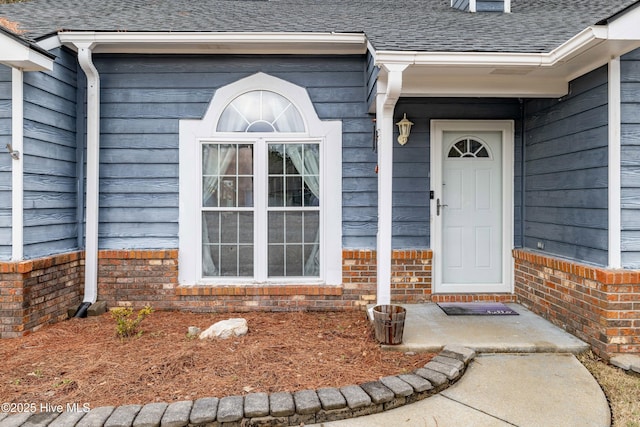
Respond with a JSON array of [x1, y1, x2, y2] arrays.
[[179, 72, 342, 286]]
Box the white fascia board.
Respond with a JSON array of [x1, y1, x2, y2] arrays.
[[58, 32, 367, 54], [0, 33, 54, 71], [36, 34, 62, 51]]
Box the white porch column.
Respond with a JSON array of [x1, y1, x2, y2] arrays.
[[375, 64, 407, 306], [11, 67, 23, 261], [77, 44, 100, 304], [608, 57, 622, 269]]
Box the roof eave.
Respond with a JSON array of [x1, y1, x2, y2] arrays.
[[374, 21, 640, 99], [57, 31, 368, 55], [0, 27, 55, 71]]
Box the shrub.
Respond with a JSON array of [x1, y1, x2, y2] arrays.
[[111, 305, 153, 338]]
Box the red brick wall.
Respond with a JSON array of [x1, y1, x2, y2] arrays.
[[97, 249, 434, 311], [0, 252, 84, 338], [514, 249, 640, 356], [98, 250, 179, 310], [391, 250, 433, 303]]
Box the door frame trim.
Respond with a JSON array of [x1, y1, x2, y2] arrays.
[[430, 120, 514, 294]]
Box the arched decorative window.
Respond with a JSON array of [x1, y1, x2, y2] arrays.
[[448, 137, 490, 158], [217, 90, 305, 133], [179, 73, 342, 286]]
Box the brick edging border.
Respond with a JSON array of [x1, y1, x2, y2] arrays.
[[0, 346, 476, 427]]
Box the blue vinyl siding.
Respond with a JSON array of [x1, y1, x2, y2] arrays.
[[523, 66, 608, 266], [22, 47, 78, 258], [93, 54, 372, 250], [621, 48, 640, 268], [476, 0, 505, 12], [0, 65, 11, 260], [365, 51, 378, 112], [392, 98, 523, 249]]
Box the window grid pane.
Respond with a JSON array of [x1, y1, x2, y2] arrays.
[[202, 142, 255, 278]]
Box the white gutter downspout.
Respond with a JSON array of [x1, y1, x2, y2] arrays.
[[11, 68, 24, 261], [375, 64, 407, 306], [76, 44, 100, 305]]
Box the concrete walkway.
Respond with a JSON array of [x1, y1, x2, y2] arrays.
[[312, 303, 609, 427], [388, 303, 589, 354]]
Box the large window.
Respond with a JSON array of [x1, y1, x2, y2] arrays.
[[180, 73, 342, 285], [201, 140, 320, 279]]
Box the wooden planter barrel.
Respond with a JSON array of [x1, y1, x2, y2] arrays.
[[372, 305, 406, 345]]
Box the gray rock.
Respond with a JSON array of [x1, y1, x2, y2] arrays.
[[359, 381, 395, 404], [433, 355, 466, 371], [105, 405, 142, 427], [424, 360, 461, 380], [414, 367, 448, 386], [293, 390, 321, 415], [160, 400, 192, 427], [441, 345, 476, 363], [269, 392, 295, 417], [217, 395, 243, 422], [187, 326, 201, 337], [379, 376, 414, 397], [76, 406, 115, 427], [133, 402, 168, 427], [244, 392, 269, 418], [339, 385, 372, 409], [316, 387, 347, 410], [398, 373, 433, 392], [190, 397, 219, 424], [48, 411, 87, 427], [199, 318, 248, 340]]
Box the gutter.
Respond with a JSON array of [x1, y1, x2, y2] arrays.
[[74, 43, 100, 314]]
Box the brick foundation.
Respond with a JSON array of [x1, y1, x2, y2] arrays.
[[514, 249, 640, 357], [390, 250, 433, 303], [0, 252, 84, 338], [11, 248, 637, 357]]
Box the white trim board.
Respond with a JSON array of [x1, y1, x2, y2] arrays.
[[430, 120, 515, 294], [608, 58, 622, 269]]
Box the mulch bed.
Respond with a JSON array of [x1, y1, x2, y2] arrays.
[[1, 311, 433, 408]]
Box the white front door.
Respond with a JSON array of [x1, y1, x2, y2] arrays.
[[431, 121, 514, 293]]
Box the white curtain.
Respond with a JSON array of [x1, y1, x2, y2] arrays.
[[288, 145, 320, 276], [202, 145, 236, 276]]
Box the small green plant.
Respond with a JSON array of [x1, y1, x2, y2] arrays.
[[53, 378, 74, 388], [111, 305, 154, 338]]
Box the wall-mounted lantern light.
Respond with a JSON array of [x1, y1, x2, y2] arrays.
[[396, 113, 414, 146]]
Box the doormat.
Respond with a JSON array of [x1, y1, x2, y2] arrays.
[[437, 302, 519, 316]]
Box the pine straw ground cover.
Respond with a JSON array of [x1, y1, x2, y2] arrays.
[[1, 311, 433, 408]]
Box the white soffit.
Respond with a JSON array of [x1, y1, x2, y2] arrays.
[[0, 32, 54, 71], [58, 32, 368, 55]]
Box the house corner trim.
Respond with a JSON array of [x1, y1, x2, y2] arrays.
[[608, 57, 622, 269]]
